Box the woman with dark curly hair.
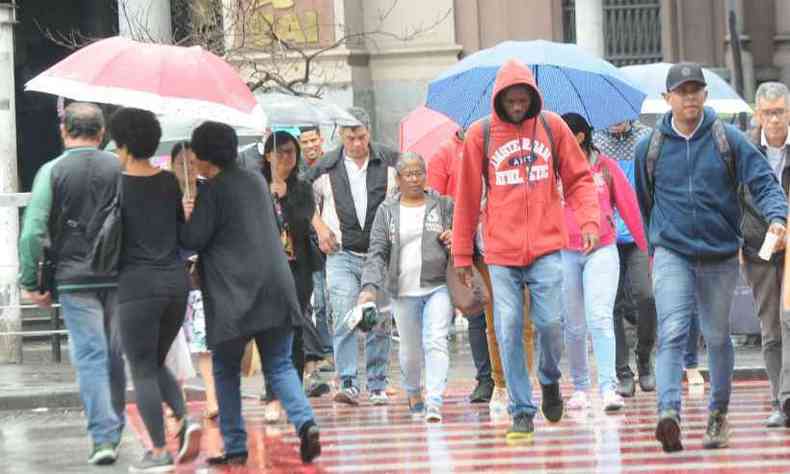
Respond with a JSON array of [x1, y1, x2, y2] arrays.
[[109, 108, 202, 472]]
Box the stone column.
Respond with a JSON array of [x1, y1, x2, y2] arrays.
[[575, 0, 605, 58], [0, 2, 21, 364], [775, 0, 790, 86], [118, 0, 173, 42]]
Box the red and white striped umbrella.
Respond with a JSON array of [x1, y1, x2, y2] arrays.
[[25, 36, 266, 129]]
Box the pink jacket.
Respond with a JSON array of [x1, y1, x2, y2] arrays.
[[565, 152, 647, 253]]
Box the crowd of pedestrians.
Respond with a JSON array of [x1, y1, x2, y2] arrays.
[[16, 58, 790, 471]]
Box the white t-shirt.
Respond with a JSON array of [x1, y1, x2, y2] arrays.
[[398, 204, 436, 297], [344, 156, 368, 228]]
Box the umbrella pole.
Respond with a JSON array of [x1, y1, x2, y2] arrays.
[[181, 142, 191, 201]]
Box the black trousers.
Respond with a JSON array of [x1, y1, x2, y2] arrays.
[[614, 242, 657, 378], [119, 292, 187, 447]]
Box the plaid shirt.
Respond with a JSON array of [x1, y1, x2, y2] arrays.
[[592, 122, 652, 243]]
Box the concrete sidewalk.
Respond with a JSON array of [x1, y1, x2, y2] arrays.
[[0, 334, 769, 411]]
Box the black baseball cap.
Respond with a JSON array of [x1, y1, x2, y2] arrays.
[[666, 63, 707, 92]]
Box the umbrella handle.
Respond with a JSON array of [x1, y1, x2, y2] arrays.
[[180, 143, 191, 201]]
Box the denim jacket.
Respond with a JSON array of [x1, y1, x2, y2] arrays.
[[361, 190, 454, 296]]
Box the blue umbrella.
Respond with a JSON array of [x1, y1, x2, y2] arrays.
[[619, 62, 752, 114], [426, 40, 646, 129]]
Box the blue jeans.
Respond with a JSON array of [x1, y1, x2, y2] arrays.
[[653, 247, 737, 416], [326, 251, 391, 391], [312, 269, 333, 356], [393, 286, 453, 407], [562, 245, 620, 394], [59, 288, 126, 445], [212, 326, 315, 455], [489, 252, 564, 418], [684, 306, 701, 369]]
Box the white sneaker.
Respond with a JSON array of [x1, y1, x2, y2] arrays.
[[489, 387, 509, 413], [602, 389, 625, 412], [567, 390, 590, 410], [264, 400, 282, 423]]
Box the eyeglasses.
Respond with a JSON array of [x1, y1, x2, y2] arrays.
[[760, 108, 788, 120], [399, 170, 425, 179]]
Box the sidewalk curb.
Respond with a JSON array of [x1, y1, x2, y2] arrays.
[[0, 368, 768, 411]]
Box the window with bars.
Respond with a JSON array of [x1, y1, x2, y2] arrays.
[[562, 0, 662, 66]]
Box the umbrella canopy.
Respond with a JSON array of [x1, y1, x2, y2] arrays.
[[619, 62, 752, 114], [25, 36, 265, 129], [426, 40, 646, 130], [399, 106, 460, 160], [256, 92, 359, 127]]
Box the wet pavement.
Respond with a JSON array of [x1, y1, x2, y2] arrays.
[[0, 326, 780, 473]]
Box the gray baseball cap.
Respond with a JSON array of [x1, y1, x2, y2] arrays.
[[666, 63, 707, 92]]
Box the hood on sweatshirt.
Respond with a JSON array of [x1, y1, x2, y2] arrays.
[[492, 59, 543, 125]]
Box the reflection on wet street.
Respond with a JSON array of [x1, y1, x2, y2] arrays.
[[2, 379, 782, 473]]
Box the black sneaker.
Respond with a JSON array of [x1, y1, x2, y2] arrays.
[[305, 371, 331, 398], [702, 410, 730, 449], [88, 442, 117, 465], [299, 421, 322, 464], [129, 450, 174, 472], [540, 383, 564, 423], [333, 380, 360, 405], [207, 452, 248, 465], [637, 352, 656, 392], [506, 413, 534, 442], [655, 409, 683, 452], [469, 379, 494, 403], [617, 376, 636, 398], [176, 419, 202, 464]]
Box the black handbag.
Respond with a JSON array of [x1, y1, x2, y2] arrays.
[[36, 246, 56, 295], [90, 176, 123, 274]]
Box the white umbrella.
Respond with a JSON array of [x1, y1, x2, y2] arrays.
[[620, 62, 752, 115]]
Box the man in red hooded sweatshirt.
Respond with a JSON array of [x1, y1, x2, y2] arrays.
[[453, 59, 600, 440]]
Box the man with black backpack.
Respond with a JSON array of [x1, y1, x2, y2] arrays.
[[18, 102, 126, 466], [452, 58, 600, 441], [634, 63, 788, 453]]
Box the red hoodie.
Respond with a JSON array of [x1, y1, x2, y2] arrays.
[[427, 133, 463, 198], [452, 59, 600, 268]]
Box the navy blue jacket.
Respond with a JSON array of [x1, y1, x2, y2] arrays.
[[634, 107, 787, 259]]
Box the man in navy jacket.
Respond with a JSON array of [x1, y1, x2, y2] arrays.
[[635, 63, 788, 453]]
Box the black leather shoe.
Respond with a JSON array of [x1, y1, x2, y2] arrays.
[[299, 422, 322, 464], [469, 379, 494, 403], [207, 452, 248, 465], [617, 376, 636, 398], [655, 410, 683, 452]]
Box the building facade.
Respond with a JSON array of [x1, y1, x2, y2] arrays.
[[12, 0, 790, 183]]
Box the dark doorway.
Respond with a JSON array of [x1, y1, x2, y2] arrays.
[[14, 0, 117, 190]]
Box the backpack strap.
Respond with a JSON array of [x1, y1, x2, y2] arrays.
[[481, 117, 492, 189], [644, 129, 664, 212], [712, 118, 737, 186], [538, 112, 558, 178]]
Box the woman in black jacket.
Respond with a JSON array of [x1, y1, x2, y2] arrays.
[[259, 131, 329, 422], [180, 122, 320, 466]]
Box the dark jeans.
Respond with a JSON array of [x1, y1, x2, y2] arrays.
[[119, 294, 187, 447], [213, 326, 316, 456], [467, 313, 493, 383], [312, 269, 333, 356], [614, 242, 657, 379]]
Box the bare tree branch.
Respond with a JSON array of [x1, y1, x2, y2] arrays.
[[37, 0, 452, 98]]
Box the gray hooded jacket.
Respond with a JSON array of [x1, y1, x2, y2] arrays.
[[361, 190, 454, 296]]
